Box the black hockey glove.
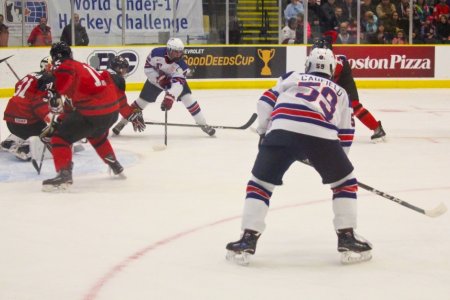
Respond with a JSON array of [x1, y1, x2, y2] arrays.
[[47, 91, 64, 113], [37, 73, 55, 91]]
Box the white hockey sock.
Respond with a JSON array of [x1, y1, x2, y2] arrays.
[[134, 98, 150, 110], [330, 172, 358, 230], [180, 94, 207, 125], [241, 176, 275, 233]]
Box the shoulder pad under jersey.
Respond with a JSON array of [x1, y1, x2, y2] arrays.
[[150, 47, 167, 58]]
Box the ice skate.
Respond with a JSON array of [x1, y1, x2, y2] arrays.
[[42, 168, 73, 192], [112, 118, 129, 135], [226, 229, 260, 265], [337, 228, 372, 264], [104, 154, 125, 178], [371, 121, 386, 143], [200, 125, 216, 137]]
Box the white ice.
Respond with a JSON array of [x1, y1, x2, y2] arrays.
[[0, 89, 449, 300]]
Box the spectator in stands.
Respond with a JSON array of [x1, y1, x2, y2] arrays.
[[342, 0, 357, 22], [414, 0, 431, 26], [307, 0, 322, 42], [336, 21, 356, 43], [396, 0, 411, 33], [435, 14, 450, 43], [284, 0, 305, 24], [347, 18, 358, 37], [295, 12, 312, 43], [392, 29, 407, 43], [320, 0, 339, 34], [60, 13, 89, 46], [335, 6, 347, 27], [421, 15, 437, 43], [229, 16, 242, 44], [376, 24, 389, 44], [383, 11, 401, 41], [281, 17, 298, 44], [412, 27, 425, 43], [0, 14, 8, 47], [27, 17, 52, 46], [364, 11, 379, 43], [433, 0, 449, 21], [376, 0, 397, 24], [361, 0, 377, 17]]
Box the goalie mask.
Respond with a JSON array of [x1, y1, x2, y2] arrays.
[[166, 38, 184, 62], [50, 41, 73, 62], [305, 48, 336, 79], [312, 37, 333, 50], [40, 56, 52, 72], [108, 55, 129, 77]]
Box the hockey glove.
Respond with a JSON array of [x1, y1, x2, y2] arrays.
[[47, 91, 64, 113], [157, 74, 171, 89], [161, 93, 175, 111], [128, 109, 146, 132], [40, 114, 61, 141]]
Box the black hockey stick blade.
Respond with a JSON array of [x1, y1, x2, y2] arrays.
[[31, 159, 42, 175], [357, 182, 447, 218], [145, 113, 257, 130], [0, 55, 14, 64]]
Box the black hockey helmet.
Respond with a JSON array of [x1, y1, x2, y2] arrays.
[[50, 41, 73, 62], [312, 36, 333, 50], [108, 55, 129, 76]]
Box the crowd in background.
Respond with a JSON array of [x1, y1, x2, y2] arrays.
[[281, 0, 449, 44]]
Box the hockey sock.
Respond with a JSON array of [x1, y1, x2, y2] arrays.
[[331, 173, 358, 230], [180, 94, 207, 125], [88, 133, 116, 163], [134, 98, 150, 110], [352, 101, 379, 130], [242, 176, 275, 233], [51, 136, 73, 172]]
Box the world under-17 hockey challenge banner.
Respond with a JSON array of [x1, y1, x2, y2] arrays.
[[1, 0, 204, 42]]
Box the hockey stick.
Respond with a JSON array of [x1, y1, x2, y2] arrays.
[[31, 144, 47, 175], [145, 113, 257, 130], [357, 182, 447, 218], [152, 110, 168, 151], [299, 160, 447, 217], [164, 109, 168, 146], [0, 55, 20, 81]]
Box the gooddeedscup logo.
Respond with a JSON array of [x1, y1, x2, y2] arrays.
[[87, 50, 139, 75]]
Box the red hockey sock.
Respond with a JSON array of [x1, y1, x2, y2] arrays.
[[352, 101, 379, 130], [88, 133, 116, 163], [51, 136, 72, 172]]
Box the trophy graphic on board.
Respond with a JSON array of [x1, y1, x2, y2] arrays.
[[258, 49, 275, 76]]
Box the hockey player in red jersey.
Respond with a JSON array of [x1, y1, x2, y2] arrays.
[[226, 48, 372, 265], [1, 57, 52, 160], [112, 37, 215, 137], [105, 55, 145, 133], [313, 37, 386, 142], [39, 42, 123, 191]]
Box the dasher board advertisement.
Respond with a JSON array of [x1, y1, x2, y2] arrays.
[[184, 47, 287, 79]]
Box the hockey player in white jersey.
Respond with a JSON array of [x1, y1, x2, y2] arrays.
[[226, 48, 372, 265], [112, 38, 215, 136]]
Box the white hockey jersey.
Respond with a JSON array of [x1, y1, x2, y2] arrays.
[[257, 71, 355, 151], [143, 47, 190, 98]]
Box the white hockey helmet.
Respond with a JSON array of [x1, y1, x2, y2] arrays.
[[166, 37, 185, 61], [305, 48, 336, 79], [40, 56, 52, 72]]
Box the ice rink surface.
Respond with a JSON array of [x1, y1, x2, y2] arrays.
[[1, 89, 449, 300]]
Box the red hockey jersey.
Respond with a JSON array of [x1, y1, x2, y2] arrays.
[[3, 72, 49, 125], [52, 59, 120, 116]]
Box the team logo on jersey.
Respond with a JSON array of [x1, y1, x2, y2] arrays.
[[87, 50, 139, 76]]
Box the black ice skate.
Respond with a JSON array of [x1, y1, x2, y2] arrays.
[[200, 125, 216, 137], [104, 154, 125, 177], [226, 229, 261, 265], [371, 121, 386, 142], [112, 118, 129, 135], [337, 228, 372, 264], [42, 168, 73, 192]]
